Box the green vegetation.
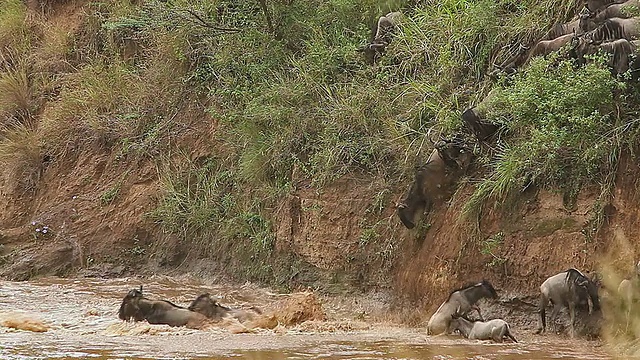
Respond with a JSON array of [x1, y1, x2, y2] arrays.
[[2, 0, 640, 286], [463, 54, 628, 219]]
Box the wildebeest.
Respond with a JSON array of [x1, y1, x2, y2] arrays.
[[359, 11, 402, 64], [586, 0, 629, 12], [583, 0, 640, 24], [582, 17, 640, 44], [188, 293, 262, 323], [536, 268, 601, 337], [523, 33, 578, 65], [118, 286, 146, 322], [543, 10, 601, 41], [461, 90, 500, 141], [618, 261, 640, 307], [426, 280, 498, 335], [449, 314, 518, 342], [572, 37, 640, 75], [118, 287, 208, 329], [397, 139, 472, 229]]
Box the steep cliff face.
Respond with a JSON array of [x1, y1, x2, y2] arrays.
[[1, 2, 639, 331]]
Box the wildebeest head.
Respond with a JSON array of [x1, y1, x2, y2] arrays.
[[433, 134, 474, 171], [566, 268, 601, 311], [479, 280, 499, 299], [358, 12, 401, 65], [187, 293, 231, 320], [118, 285, 145, 321]]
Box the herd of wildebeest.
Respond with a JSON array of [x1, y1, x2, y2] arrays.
[[118, 263, 640, 342], [369, 0, 640, 231], [114, 0, 640, 344]]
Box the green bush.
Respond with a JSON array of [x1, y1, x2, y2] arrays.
[[464, 55, 626, 217]]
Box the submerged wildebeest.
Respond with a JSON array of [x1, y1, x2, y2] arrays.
[[449, 314, 517, 343], [188, 293, 262, 323], [536, 268, 601, 338], [118, 286, 146, 322], [118, 287, 208, 329], [397, 137, 473, 229], [359, 11, 402, 64], [426, 280, 498, 335]]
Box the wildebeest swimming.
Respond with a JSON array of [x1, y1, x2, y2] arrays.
[[449, 313, 517, 343], [118, 286, 146, 322], [118, 287, 209, 329], [188, 293, 262, 323], [426, 280, 498, 335], [536, 268, 601, 338]]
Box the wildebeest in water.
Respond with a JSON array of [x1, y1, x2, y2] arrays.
[[118, 287, 208, 329], [427, 280, 498, 335], [188, 293, 262, 323], [536, 268, 600, 338], [448, 313, 518, 343]]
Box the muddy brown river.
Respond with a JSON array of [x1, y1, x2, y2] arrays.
[[0, 276, 612, 359]]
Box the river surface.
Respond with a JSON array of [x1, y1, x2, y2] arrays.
[[0, 276, 612, 359]]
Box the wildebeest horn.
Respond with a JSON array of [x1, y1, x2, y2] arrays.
[[139, 285, 143, 292], [577, 279, 589, 286], [396, 203, 407, 209]]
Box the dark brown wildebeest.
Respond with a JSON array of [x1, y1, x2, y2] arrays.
[[188, 293, 262, 323], [397, 138, 473, 229], [461, 89, 500, 141], [359, 11, 402, 64], [427, 280, 498, 335], [118, 287, 208, 329], [536, 268, 601, 338], [118, 286, 146, 322]]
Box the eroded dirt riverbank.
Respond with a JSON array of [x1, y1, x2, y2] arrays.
[[0, 276, 611, 359]]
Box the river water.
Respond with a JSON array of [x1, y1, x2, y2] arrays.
[[0, 276, 612, 359]]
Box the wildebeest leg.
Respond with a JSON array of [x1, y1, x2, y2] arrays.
[[493, 327, 505, 343], [549, 304, 561, 334], [568, 302, 576, 338], [536, 293, 548, 334], [471, 304, 484, 321]]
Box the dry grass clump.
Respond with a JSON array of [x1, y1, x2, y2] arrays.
[[0, 124, 43, 194]]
